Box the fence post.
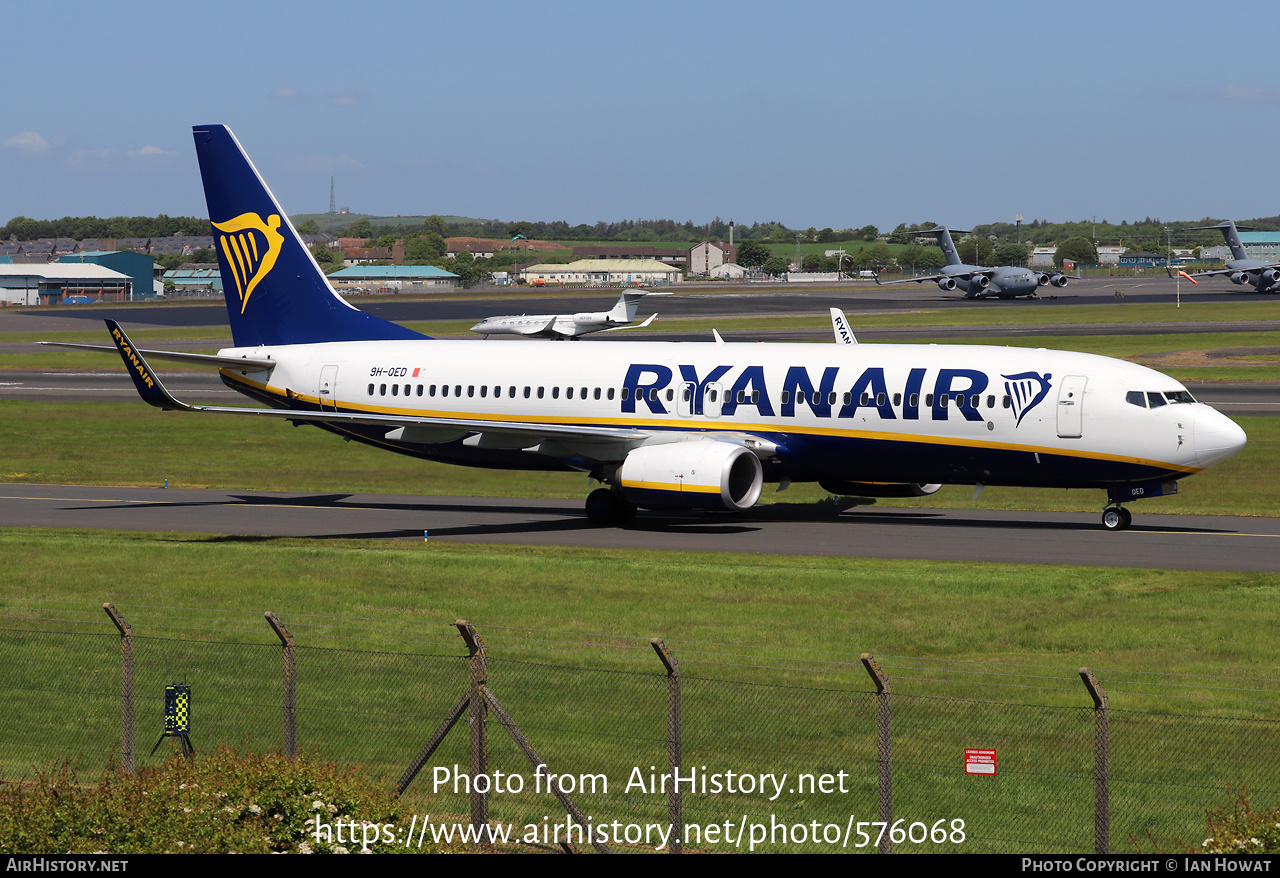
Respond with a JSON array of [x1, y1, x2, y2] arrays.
[[457, 620, 489, 839], [861, 653, 892, 854], [102, 603, 134, 773], [651, 639, 682, 854], [265, 612, 296, 759], [1079, 668, 1109, 854]]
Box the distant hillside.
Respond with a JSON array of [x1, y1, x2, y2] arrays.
[[289, 214, 498, 234]]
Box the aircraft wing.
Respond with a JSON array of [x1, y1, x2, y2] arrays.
[[600, 313, 658, 332], [1171, 267, 1230, 279], [37, 341, 277, 370], [98, 320, 657, 454], [1169, 263, 1280, 280], [875, 272, 946, 286], [876, 268, 996, 286]]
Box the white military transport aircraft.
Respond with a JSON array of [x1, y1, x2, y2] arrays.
[[50, 126, 1248, 531], [469, 290, 669, 339]]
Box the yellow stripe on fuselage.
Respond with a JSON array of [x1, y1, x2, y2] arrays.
[[219, 371, 1201, 475]]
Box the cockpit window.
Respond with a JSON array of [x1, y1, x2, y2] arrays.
[[1146, 391, 1167, 408], [1126, 391, 1146, 408], [1164, 390, 1196, 404]]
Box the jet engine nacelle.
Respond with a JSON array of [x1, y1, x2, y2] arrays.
[[819, 479, 942, 498], [937, 277, 956, 291], [1037, 273, 1052, 286], [1230, 272, 1249, 285], [970, 274, 990, 290], [618, 441, 763, 511], [1051, 274, 1069, 287], [573, 312, 606, 327], [1261, 269, 1280, 285]]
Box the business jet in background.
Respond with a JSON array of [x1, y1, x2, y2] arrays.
[[47, 126, 1247, 531], [470, 290, 669, 339]]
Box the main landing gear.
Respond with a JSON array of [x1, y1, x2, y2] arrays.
[[1101, 505, 1132, 532], [585, 488, 636, 526]]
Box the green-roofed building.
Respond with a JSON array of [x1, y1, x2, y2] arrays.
[[327, 265, 459, 292]]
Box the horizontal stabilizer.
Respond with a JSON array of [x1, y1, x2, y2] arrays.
[[39, 339, 276, 370]]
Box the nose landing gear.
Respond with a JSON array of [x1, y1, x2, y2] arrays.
[[1101, 505, 1132, 531]]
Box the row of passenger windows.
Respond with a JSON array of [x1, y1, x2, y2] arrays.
[[366, 382, 1014, 410], [1126, 390, 1196, 408], [369, 383, 622, 400]]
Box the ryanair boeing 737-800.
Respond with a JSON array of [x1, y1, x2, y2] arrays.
[[51, 125, 1247, 531]]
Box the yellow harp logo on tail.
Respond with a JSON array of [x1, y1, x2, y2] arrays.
[[212, 212, 285, 314]]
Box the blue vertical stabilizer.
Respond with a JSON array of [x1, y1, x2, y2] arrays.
[[192, 124, 427, 347]]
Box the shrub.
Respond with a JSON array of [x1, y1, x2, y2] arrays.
[[1195, 787, 1280, 855], [0, 746, 442, 854]]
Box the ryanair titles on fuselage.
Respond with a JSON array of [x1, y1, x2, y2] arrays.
[[354, 351, 1061, 427]]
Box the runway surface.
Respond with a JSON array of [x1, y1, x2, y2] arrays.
[[3, 483, 1277, 572]]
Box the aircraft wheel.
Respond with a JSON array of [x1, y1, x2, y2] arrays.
[[585, 488, 634, 526], [1101, 506, 1131, 531]]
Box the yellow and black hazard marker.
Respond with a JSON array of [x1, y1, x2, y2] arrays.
[[150, 683, 194, 759]]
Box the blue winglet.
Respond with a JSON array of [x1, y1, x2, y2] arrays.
[[105, 319, 187, 410]]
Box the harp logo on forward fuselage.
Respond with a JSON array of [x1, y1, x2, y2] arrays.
[[212, 212, 285, 314], [1002, 371, 1053, 427]]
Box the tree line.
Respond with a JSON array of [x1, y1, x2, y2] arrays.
[[2, 214, 210, 241]]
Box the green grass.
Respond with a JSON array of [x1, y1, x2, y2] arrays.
[[2, 533, 1278, 853], [4, 532, 1278, 676]]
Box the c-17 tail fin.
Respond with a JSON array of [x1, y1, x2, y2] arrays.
[[916, 226, 968, 266], [192, 125, 426, 348], [1189, 220, 1250, 262]]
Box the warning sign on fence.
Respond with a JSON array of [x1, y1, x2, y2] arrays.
[[965, 749, 997, 776]]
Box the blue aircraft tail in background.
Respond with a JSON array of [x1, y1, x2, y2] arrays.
[[192, 124, 426, 347]]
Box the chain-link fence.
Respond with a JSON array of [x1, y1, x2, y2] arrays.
[[2, 601, 1279, 853]]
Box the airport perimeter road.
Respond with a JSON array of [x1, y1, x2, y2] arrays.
[[3, 484, 1278, 573]]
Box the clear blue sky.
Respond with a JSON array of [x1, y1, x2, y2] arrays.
[[3, 0, 1276, 233]]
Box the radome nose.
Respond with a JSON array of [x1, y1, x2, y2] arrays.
[[1194, 407, 1247, 468]]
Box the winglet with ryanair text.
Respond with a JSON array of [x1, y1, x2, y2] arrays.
[[105, 319, 194, 411]]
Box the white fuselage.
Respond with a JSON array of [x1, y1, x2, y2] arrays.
[[217, 338, 1244, 488]]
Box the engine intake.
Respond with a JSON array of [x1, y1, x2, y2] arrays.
[[618, 441, 763, 511], [1051, 274, 1069, 287], [937, 277, 956, 291]]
